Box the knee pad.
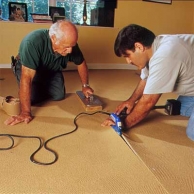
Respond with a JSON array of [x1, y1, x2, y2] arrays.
[[0, 96, 21, 116]]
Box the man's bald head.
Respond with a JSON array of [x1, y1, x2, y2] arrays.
[[49, 20, 78, 44], [49, 20, 79, 56]]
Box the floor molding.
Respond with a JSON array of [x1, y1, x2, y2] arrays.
[[0, 63, 137, 70]]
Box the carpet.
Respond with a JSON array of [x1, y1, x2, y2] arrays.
[[0, 68, 193, 194]]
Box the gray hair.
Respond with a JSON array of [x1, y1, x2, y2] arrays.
[[49, 20, 66, 45]]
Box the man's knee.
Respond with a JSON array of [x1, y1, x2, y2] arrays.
[[50, 86, 66, 101], [186, 108, 194, 141], [52, 92, 66, 101], [31, 90, 65, 104], [177, 96, 194, 117]]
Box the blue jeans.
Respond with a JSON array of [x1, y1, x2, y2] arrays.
[[177, 96, 194, 141], [13, 59, 65, 105]]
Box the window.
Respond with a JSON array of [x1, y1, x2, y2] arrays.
[[56, 0, 98, 25], [0, 0, 98, 24]]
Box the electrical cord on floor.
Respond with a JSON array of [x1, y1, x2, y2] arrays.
[[0, 111, 110, 166]]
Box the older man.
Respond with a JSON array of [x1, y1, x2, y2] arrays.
[[5, 20, 93, 125]]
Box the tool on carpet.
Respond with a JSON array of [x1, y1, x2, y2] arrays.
[[76, 91, 103, 111], [110, 111, 138, 156], [153, 99, 181, 115], [0, 96, 20, 116]]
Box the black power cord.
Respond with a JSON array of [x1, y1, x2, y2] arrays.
[[0, 111, 110, 165]]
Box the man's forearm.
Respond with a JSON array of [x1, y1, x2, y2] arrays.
[[19, 65, 35, 115], [124, 104, 150, 129], [127, 79, 146, 103], [19, 81, 32, 115], [77, 61, 89, 85], [125, 93, 161, 129]]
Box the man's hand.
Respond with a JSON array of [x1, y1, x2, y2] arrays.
[[5, 65, 35, 126], [101, 101, 131, 128], [115, 100, 135, 115], [4, 113, 33, 126], [101, 117, 115, 127], [82, 86, 94, 98]]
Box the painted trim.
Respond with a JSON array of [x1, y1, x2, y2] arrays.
[[0, 64, 12, 68], [0, 63, 137, 70]]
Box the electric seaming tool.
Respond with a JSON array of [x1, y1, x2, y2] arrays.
[[110, 111, 138, 156]]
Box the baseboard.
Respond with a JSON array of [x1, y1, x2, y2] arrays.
[[0, 63, 137, 70], [0, 64, 12, 68]]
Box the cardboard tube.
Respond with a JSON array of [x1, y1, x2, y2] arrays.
[[0, 96, 20, 116]]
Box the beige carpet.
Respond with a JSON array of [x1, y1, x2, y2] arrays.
[[0, 68, 193, 194]]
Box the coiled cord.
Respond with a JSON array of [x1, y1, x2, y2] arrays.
[[0, 111, 110, 165]]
